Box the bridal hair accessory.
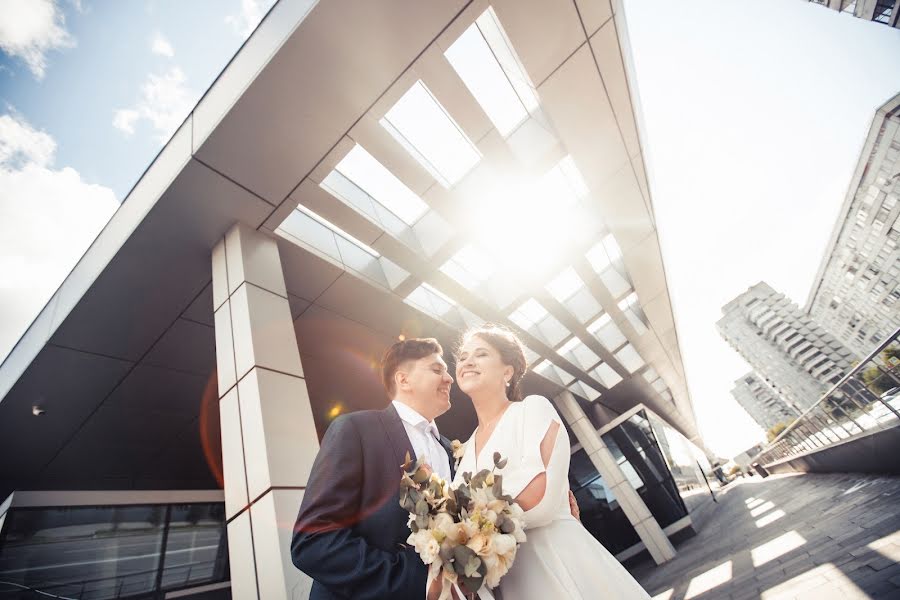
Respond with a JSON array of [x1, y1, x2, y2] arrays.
[[400, 450, 527, 599]]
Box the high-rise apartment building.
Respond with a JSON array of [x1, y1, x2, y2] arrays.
[[804, 0, 899, 27], [807, 94, 900, 357], [718, 282, 859, 411], [731, 371, 801, 432]]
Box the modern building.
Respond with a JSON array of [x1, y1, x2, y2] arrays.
[[717, 282, 859, 412], [806, 93, 900, 358], [0, 1, 713, 598], [804, 0, 900, 27], [731, 371, 800, 433]]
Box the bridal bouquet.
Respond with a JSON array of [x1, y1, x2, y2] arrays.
[[399, 450, 527, 599]]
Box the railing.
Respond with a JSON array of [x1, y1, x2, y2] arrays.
[[752, 327, 900, 468]]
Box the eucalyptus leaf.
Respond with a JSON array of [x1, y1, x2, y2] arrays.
[[415, 499, 429, 516], [459, 572, 484, 594], [465, 555, 482, 577]]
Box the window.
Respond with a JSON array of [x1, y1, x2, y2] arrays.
[[381, 81, 481, 187], [444, 7, 539, 136], [547, 267, 584, 302], [325, 144, 428, 226], [509, 298, 548, 329], [587, 313, 627, 351], [592, 362, 623, 388], [406, 283, 455, 319], [618, 292, 649, 335], [874, 0, 893, 23], [440, 245, 495, 288]]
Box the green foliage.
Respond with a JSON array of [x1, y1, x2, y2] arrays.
[[767, 422, 788, 442]]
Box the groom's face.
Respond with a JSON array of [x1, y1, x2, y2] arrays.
[[404, 353, 454, 420]]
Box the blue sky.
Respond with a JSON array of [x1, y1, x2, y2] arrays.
[[1, 0, 276, 197], [0, 0, 275, 376], [1, 0, 899, 458]]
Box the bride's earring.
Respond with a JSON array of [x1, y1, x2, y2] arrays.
[[505, 380, 510, 387]]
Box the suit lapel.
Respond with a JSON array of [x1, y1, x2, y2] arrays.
[[381, 404, 416, 468], [439, 435, 456, 479]]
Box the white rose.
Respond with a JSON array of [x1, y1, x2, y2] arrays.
[[482, 553, 503, 589], [410, 530, 441, 565], [492, 533, 516, 557], [466, 532, 493, 556], [422, 536, 441, 564], [433, 512, 458, 542]]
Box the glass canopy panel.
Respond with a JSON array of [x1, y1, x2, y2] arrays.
[[474, 7, 540, 113], [586, 241, 611, 272], [615, 343, 646, 373], [331, 144, 428, 225], [587, 313, 627, 351], [642, 366, 660, 383], [440, 244, 495, 288], [592, 362, 623, 388], [444, 19, 528, 136], [406, 283, 456, 319], [569, 379, 602, 401], [547, 267, 584, 302], [558, 337, 600, 370], [536, 155, 589, 208], [557, 336, 582, 356], [565, 287, 603, 324], [535, 360, 574, 385], [522, 345, 541, 366], [381, 80, 481, 187], [509, 298, 548, 329], [600, 267, 632, 299], [618, 292, 649, 335]]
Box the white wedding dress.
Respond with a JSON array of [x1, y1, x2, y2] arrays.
[[453, 395, 651, 600]]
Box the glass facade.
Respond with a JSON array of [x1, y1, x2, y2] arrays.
[[0, 502, 228, 600], [570, 407, 717, 559]]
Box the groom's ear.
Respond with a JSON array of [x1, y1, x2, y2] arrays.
[[394, 368, 409, 392]]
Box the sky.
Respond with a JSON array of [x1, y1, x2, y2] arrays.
[[623, 0, 900, 457], [0, 0, 277, 366], [1, 0, 899, 459]]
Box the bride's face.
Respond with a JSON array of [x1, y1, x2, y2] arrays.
[[455, 335, 514, 397]]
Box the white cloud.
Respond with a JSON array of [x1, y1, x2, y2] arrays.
[[151, 31, 174, 58], [225, 0, 264, 38], [0, 112, 117, 364], [0, 0, 75, 79], [113, 66, 194, 142], [0, 113, 57, 168]]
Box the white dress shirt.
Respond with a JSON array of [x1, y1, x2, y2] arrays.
[[392, 400, 452, 482]]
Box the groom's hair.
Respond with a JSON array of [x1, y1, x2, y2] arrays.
[[382, 337, 443, 398]]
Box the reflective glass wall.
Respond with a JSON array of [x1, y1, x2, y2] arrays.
[[569, 407, 718, 559], [0, 502, 228, 599]]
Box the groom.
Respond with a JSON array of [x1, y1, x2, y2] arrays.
[[291, 337, 457, 600]]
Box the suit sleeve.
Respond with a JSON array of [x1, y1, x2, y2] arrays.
[[290, 414, 427, 599]]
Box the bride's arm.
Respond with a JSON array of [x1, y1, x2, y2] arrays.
[[514, 420, 559, 510], [500, 396, 569, 528]]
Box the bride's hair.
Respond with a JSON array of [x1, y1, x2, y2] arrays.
[[458, 323, 527, 402]]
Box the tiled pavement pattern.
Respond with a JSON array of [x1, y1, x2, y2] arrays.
[[628, 473, 900, 600]]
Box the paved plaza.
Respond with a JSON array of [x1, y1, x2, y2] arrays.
[[630, 472, 900, 600]]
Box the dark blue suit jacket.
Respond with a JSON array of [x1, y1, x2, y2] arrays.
[[291, 404, 455, 600]]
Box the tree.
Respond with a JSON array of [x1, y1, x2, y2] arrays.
[[767, 422, 788, 442]]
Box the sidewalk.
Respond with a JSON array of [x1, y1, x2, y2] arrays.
[[628, 473, 900, 599]]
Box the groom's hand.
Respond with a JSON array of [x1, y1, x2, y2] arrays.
[[568, 489, 581, 521]]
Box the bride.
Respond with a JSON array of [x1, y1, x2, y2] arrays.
[[452, 324, 651, 599]]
